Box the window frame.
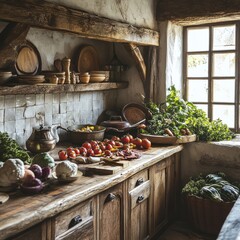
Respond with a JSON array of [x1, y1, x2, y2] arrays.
[[183, 21, 240, 132]]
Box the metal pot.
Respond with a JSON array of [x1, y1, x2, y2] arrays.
[[100, 116, 145, 133], [58, 124, 106, 144], [26, 124, 59, 153]]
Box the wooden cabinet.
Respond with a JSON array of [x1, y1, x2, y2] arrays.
[[149, 153, 181, 237], [125, 169, 150, 240], [9, 221, 49, 240], [98, 183, 124, 240], [53, 198, 95, 240]]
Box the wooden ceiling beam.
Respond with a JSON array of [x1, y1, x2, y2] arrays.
[[0, 0, 159, 46], [157, 0, 240, 25]]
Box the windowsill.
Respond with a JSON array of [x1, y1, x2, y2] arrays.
[[208, 134, 240, 148]]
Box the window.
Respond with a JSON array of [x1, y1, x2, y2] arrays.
[[183, 23, 239, 131]]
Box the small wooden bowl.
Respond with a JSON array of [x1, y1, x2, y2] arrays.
[[80, 75, 90, 84]]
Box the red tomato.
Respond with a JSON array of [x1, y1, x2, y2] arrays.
[[127, 134, 134, 142], [66, 147, 74, 155], [90, 140, 98, 149], [99, 143, 106, 151], [82, 142, 92, 150], [58, 150, 68, 160], [141, 138, 151, 149], [115, 141, 123, 147], [121, 135, 130, 144], [111, 136, 120, 141], [132, 137, 142, 147], [87, 149, 95, 157], [108, 140, 116, 146], [94, 147, 102, 155], [74, 148, 80, 155], [104, 150, 112, 156], [68, 150, 76, 159], [79, 147, 87, 156], [105, 143, 113, 150]]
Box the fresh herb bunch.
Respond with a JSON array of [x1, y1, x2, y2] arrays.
[[0, 132, 31, 164], [143, 85, 234, 141]]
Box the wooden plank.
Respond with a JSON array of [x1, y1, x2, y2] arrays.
[[0, 0, 159, 46], [0, 81, 129, 95], [157, 0, 240, 25], [0, 23, 30, 70]]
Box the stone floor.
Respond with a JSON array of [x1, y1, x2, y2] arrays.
[[157, 221, 217, 240]]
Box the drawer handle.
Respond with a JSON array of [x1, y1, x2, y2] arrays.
[[104, 193, 116, 204], [136, 178, 144, 187], [68, 215, 82, 229], [137, 195, 145, 203]]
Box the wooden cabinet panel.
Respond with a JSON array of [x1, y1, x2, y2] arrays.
[[98, 184, 123, 240], [126, 169, 150, 240], [149, 153, 181, 237], [53, 198, 94, 240], [9, 221, 48, 240]]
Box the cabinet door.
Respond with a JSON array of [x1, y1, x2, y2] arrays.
[[149, 153, 181, 236], [53, 198, 95, 240], [9, 221, 48, 240], [98, 183, 123, 240], [126, 169, 150, 240]]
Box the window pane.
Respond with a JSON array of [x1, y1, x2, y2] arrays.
[[212, 53, 235, 77], [187, 28, 209, 52], [187, 79, 208, 102], [212, 104, 234, 128], [213, 25, 236, 50], [213, 79, 235, 103], [195, 104, 208, 116], [187, 54, 208, 77]]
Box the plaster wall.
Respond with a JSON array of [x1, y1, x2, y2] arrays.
[[181, 139, 240, 185]]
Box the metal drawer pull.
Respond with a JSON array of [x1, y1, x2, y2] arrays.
[[135, 178, 144, 186], [137, 195, 145, 203], [68, 215, 82, 229], [104, 193, 117, 204]]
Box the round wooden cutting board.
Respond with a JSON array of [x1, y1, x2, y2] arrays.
[[77, 45, 100, 73], [15, 41, 42, 75]]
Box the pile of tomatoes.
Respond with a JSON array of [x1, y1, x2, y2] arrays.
[[58, 134, 151, 161]]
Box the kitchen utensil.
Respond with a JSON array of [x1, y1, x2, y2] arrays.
[[100, 116, 145, 133], [15, 40, 41, 75], [62, 57, 71, 84], [122, 103, 151, 125], [90, 71, 110, 81], [58, 124, 106, 144], [18, 75, 45, 84], [77, 45, 99, 73], [0, 71, 12, 85], [26, 124, 59, 153], [89, 73, 105, 82]]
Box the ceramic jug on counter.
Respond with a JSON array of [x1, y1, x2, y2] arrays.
[[26, 124, 59, 153]]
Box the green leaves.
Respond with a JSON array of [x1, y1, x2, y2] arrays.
[[144, 85, 234, 141]]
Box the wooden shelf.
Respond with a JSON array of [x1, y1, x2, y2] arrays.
[[0, 81, 128, 95]]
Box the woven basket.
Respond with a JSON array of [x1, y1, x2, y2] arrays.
[[185, 195, 234, 235]]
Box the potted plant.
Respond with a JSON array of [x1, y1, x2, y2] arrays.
[[182, 172, 239, 235]]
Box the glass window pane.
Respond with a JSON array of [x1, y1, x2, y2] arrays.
[[213, 25, 236, 50], [187, 79, 208, 102], [195, 104, 208, 116], [212, 104, 234, 128], [213, 53, 235, 77], [213, 79, 235, 103], [187, 54, 208, 77], [187, 28, 209, 52]]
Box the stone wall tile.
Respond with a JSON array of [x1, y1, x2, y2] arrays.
[[24, 106, 35, 118], [16, 119, 26, 133], [5, 95, 16, 108], [16, 107, 25, 120], [26, 94, 36, 106], [36, 94, 45, 105], [0, 109, 4, 123], [5, 108, 15, 121], [16, 95, 26, 107], [5, 120, 16, 133], [0, 96, 4, 109]]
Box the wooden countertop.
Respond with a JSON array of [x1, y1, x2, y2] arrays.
[[0, 144, 183, 239]]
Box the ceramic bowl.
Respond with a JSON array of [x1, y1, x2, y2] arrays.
[[80, 75, 90, 84]]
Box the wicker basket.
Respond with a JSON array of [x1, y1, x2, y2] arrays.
[[185, 195, 234, 235]]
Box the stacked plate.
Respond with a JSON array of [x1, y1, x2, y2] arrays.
[[18, 75, 45, 85], [89, 72, 105, 83], [0, 71, 12, 85]]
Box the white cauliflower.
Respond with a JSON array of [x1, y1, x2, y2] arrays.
[[0, 158, 25, 187], [55, 160, 78, 179]]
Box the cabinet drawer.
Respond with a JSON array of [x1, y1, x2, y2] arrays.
[[129, 180, 150, 209], [54, 199, 93, 239], [128, 169, 149, 191]]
